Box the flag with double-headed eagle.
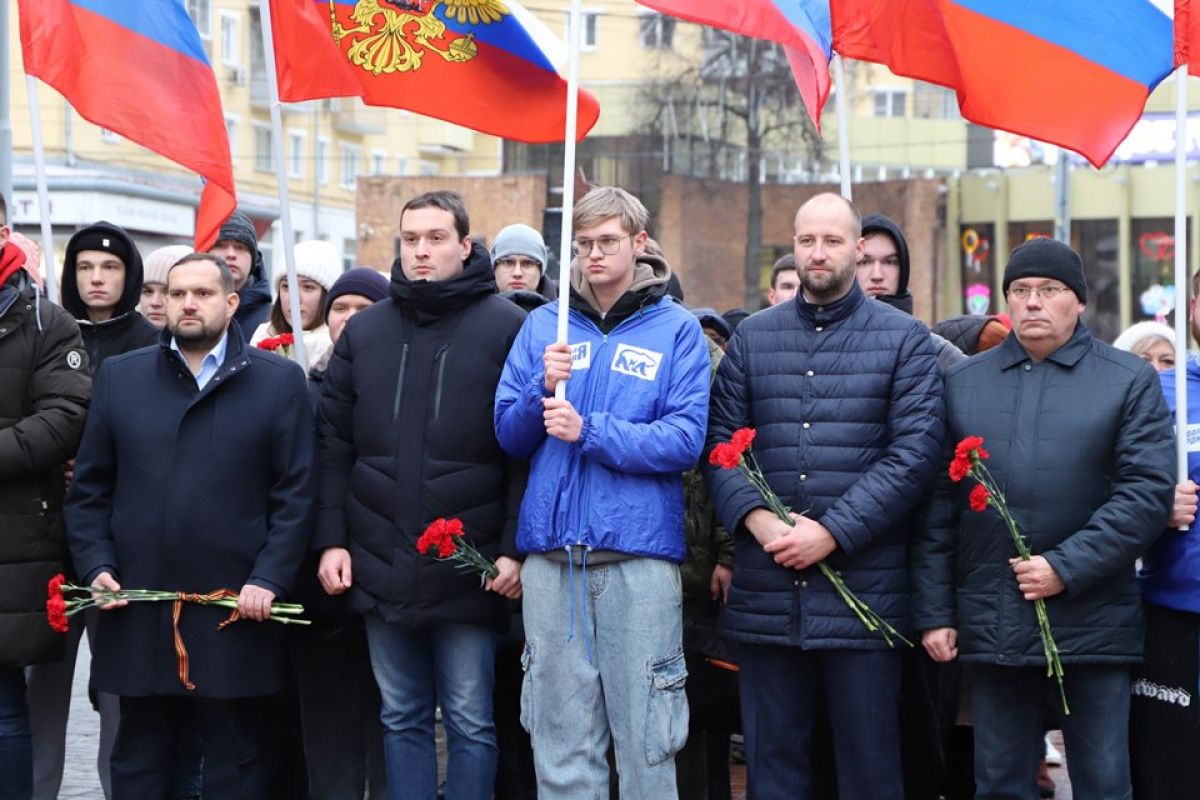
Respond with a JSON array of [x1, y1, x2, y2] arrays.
[[19, 0, 237, 250], [271, 0, 601, 143]]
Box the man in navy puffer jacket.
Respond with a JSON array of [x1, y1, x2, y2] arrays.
[[706, 192, 945, 800]]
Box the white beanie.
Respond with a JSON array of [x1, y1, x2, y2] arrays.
[[1112, 321, 1176, 353], [275, 240, 342, 292], [144, 245, 194, 286]]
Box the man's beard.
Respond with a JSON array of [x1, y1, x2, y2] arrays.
[[800, 262, 854, 302], [168, 317, 225, 353]]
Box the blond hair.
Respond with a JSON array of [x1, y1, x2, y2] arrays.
[[573, 187, 649, 236]]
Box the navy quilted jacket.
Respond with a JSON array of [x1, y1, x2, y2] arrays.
[[913, 325, 1174, 665], [706, 282, 945, 648]]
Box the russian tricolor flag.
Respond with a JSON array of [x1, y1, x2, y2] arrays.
[[19, 0, 237, 249], [271, 0, 600, 143], [637, 1, 833, 131]]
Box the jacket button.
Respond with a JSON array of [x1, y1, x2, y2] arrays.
[[805, 370, 814, 377], [815, 326, 824, 332], [803, 422, 811, 430], [794, 579, 800, 586], [801, 581, 808, 588], [800, 474, 808, 481], [1023, 363, 1032, 371]]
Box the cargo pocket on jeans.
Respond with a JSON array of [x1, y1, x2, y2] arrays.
[[519, 641, 535, 734], [644, 649, 689, 766]]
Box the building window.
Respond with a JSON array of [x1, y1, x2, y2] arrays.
[[100, 128, 120, 144], [914, 83, 958, 120], [220, 13, 239, 67], [342, 238, 357, 272], [417, 159, 439, 176], [640, 14, 675, 49], [1132, 218, 1190, 342], [224, 116, 237, 161], [317, 139, 330, 185], [872, 88, 907, 118], [288, 131, 305, 179], [396, 157, 409, 176], [340, 146, 360, 189], [565, 12, 599, 50], [254, 125, 274, 172], [372, 150, 386, 175], [187, 0, 212, 38]]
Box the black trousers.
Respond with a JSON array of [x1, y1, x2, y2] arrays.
[[110, 695, 274, 800]]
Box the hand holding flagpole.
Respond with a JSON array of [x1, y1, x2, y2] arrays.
[[554, 0, 584, 400]]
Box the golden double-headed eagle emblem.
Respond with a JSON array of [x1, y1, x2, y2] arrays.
[[330, 0, 510, 75]]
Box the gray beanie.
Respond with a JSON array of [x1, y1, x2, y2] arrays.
[[491, 224, 547, 269], [1003, 238, 1087, 304]]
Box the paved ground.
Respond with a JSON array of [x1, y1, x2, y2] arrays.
[[58, 646, 1073, 799]]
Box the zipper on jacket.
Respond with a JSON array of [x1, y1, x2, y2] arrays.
[[569, 331, 610, 542], [392, 343, 410, 421], [432, 345, 448, 420]]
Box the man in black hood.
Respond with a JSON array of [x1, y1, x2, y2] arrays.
[[209, 209, 272, 335], [60, 221, 159, 375]]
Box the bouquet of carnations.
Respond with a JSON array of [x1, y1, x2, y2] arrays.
[[417, 517, 499, 585], [256, 332, 295, 357], [709, 428, 910, 647], [951, 436, 1069, 714]]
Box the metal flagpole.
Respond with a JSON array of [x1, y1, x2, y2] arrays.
[[1174, 65, 1189, 497], [257, 0, 306, 369], [833, 55, 852, 201], [554, 0, 584, 400], [25, 76, 57, 303]]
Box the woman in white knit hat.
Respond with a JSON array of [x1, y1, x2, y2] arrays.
[[1112, 320, 1177, 373], [249, 239, 341, 369], [138, 244, 193, 328]]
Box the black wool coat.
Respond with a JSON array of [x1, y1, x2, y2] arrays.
[[317, 243, 527, 631], [66, 323, 316, 697], [0, 272, 91, 667], [913, 325, 1175, 665]]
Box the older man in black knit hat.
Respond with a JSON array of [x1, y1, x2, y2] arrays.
[[914, 237, 1176, 799], [208, 210, 271, 334]]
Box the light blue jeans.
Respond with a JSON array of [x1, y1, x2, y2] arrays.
[[520, 554, 688, 800], [363, 617, 498, 800]]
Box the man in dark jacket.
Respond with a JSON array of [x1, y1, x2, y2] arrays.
[[317, 191, 526, 800], [706, 192, 945, 800], [0, 195, 90, 796], [209, 210, 272, 335], [914, 237, 1175, 799], [60, 221, 158, 374], [66, 253, 316, 799], [491, 223, 556, 300]]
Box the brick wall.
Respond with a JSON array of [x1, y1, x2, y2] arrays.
[[355, 174, 549, 269]]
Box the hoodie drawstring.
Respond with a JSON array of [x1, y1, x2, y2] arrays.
[[563, 544, 595, 664]]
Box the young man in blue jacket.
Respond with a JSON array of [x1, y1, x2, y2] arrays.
[[495, 187, 710, 798]]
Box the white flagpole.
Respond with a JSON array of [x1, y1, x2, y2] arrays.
[[554, 0, 584, 400], [1174, 65, 1189, 497], [25, 76, 57, 303], [833, 55, 852, 201], [257, 0, 306, 369]]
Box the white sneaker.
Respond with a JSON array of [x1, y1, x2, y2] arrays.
[[1045, 734, 1063, 766]]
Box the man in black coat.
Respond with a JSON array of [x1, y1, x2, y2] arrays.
[[66, 253, 316, 799], [316, 190, 525, 800], [0, 195, 91, 796], [914, 238, 1175, 800], [706, 193, 945, 800]]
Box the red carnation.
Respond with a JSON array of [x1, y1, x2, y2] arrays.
[[708, 443, 742, 470], [48, 572, 65, 599], [256, 333, 295, 353], [949, 455, 971, 483], [46, 594, 69, 633], [730, 428, 756, 455], [445, 518, 465, 537], [417, 519, 448, 556], [969, 484, 990, 513], [955, 435, 989, 461]]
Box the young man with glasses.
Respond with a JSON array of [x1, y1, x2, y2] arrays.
[[491, 223, 556, 300], [914, 236, 1175, 799], [495, 186, 710, 798]]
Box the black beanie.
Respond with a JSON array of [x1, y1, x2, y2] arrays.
[[1003, 238, 1087, 304], [216, 210, 258, 253], [71, 229, 132, 268]]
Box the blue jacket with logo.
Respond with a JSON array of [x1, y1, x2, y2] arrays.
[[1142, 360, 1200, 613], [494, 277, 710, 562]]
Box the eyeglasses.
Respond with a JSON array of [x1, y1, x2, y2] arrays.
[[1007, 285, 1070, 302], [571, 235, 628, 257], [494, 258, 541, 273]]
